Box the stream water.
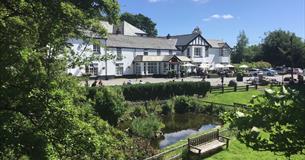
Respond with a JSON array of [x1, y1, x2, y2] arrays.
[[151, 113, 220, 149]]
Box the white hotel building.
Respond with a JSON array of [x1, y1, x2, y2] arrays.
[[67, 21, 231, 78]]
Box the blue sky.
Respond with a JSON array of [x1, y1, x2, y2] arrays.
[[118, 0, 305, 46]]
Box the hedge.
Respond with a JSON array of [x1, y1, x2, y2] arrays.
[[121, 81, 210, 101]]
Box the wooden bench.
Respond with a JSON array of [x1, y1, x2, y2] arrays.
[[187, 130, 230, 155]]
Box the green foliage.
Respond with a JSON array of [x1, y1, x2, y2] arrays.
[[131, 115, 165, 138], [0, 0, 139, 159], [260, 30, 305, 67], [228, 86, 305, 157], [236, 61, 272, 69], [94, 87, 126, 126], [231, 30, 249, 63], [120, 12, 158, 37], [122, 81, 211, 101]]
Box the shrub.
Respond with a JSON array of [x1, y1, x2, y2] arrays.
[[122, 81, 210, 101], [228, 80, 237, 87], [94, 87, 126, 126], [131, 115, 165, 138], [132, 106, 148, 118]]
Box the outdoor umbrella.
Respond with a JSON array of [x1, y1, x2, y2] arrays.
[[199, 63, 210, 69], [182, 63, 195, 67], [225, 64, 235, 68], [239, 64, 248, 68], [215, 63, 225, 68]]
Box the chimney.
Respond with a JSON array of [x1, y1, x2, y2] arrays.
[[166, 34, 171, 39]]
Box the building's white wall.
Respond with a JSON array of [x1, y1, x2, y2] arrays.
[[67, 39, 116, 77], [189, 46, 205, 64], [205, 48, 231, 67]]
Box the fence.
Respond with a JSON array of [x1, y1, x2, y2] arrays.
[[209, 84, 258, 94]]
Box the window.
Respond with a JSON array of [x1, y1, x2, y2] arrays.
[[85, 63, 98, 75], [144, 49, 148, 55], [194, 48, 202, 57], [187, 48, 191, 57], [147, 62, 157, 74], [116, 48, 122, 60], [93, 44, 100, 54], [135, 63, 141, 75], [157, 49, 161, 56], [220, 48, 224, 56], [116, 63, 124, 75], [169, 50, 173, 55], [205, 47, 209, 57]]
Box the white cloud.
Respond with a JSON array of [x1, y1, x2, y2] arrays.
[[222, 14, 234, 19], [211, 14, 221, 19], [192, 0, 210, 4], [203, 14, 235, 21]]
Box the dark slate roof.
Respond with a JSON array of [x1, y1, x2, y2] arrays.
[[106, 34, 177, 50], [133, 55, 191, 62], [170, 33, 200, 46]]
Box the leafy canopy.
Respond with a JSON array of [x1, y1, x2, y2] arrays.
[[120, 12, 158, 37], [0, 0, 139, 159]]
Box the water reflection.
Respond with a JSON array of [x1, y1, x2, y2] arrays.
[[155, 113, 220, 149]]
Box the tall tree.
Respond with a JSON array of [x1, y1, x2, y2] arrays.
[[0, 0, 137, 159], [260, 30, 305, 68], [120, 12, 158, 37], [232, 30, 249, 63]]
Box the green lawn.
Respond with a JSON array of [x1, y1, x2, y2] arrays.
[[203, 89, 263, 105]]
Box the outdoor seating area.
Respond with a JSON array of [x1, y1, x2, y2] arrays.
[[188, 130, 230, 155]]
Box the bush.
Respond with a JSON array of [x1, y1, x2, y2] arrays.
[[94, 87, 126, 126], [228, 80, 237, 87], [131, 115, 165, 138], [122, 81, 210, 101]]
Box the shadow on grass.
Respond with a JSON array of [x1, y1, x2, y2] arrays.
[[182, 147, 226, 160]]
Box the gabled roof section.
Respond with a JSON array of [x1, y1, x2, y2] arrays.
[[207, 39, 231, 49], [171, 33, 200, 46], [122, 21, 147, 35], [169, 33, 212, 51], [107, 34, 177, 50]]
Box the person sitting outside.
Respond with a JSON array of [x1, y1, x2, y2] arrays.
[[91, 80, 97, 87]]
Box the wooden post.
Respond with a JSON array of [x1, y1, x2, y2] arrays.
[[234, 85, 237, 92], [246, 85, 249, 91], [222, 86, 224, 93], [255, 84, 258, 90]]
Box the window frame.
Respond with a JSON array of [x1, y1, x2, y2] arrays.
[[144, 49, 148, 55], [116, 47, 123, 60], [115, 63, 124, 75], [194, 47, 202, 58], [93, 44, 100, 54]]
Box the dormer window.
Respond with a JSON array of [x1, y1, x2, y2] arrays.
[[157, 49, 161, 56], [169, 50, 173, 55], [220, 48, 224, 56], [144, 49, 148, 55]]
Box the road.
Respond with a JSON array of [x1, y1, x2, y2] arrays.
[[86, 74, 295, 86]]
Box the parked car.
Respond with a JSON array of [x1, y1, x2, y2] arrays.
[[283, 77, 298, 84], [293, 68, 303, 74], [261, 69, 277, 76], [248, 69, 262, 76], [274, 66, 288, 75]]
